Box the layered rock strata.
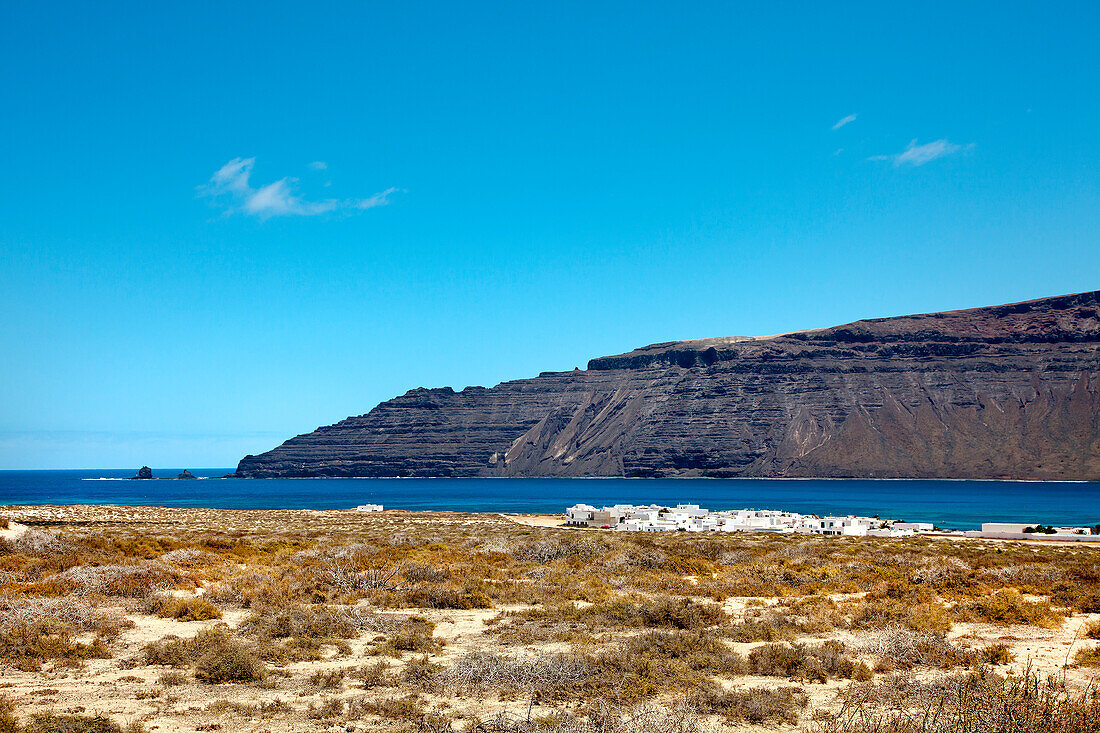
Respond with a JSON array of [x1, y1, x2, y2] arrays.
[[235, 291, 1100, 480]]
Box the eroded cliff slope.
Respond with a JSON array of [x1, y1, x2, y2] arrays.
[[235, 291, 1100, 479]]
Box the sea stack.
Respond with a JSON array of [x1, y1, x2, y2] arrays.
[[176, 470, 196, 479], [235, 290, 1100, 481], [132, 466, 153, 479]]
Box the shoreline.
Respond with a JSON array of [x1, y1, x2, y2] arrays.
[[3, 504, 1099, 547]]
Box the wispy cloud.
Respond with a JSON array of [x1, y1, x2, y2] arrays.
[[869, 139, 971, 167], [831, 113, 857, 130], [199, 158, 397, 219]]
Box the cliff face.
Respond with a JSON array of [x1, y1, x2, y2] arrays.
[[235, 291, 1100, 480]]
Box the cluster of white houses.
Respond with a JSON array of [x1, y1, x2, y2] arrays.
[[564, 503, 933, 537]]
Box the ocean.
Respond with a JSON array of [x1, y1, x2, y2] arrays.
[[2, 469, 1100, 531]]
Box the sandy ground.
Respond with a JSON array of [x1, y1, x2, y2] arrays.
[[0, 521, 29, 541], [504, 513, 570, 529], [1, 505, 1098, 732]]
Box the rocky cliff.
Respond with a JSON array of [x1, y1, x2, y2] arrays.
[[234, 291, 1100, 480]]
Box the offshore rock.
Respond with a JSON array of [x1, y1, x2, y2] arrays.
[[132, 466, 153, 480], [235, 291, 1100, 480], [177, 470, 196, 479]]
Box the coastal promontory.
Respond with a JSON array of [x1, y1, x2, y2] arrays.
[[234, 290, 1100, 480]]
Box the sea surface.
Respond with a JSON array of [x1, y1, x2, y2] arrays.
[[2, 469, 1100, 530]]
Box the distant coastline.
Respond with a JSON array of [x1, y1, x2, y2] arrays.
[[2, 471, 1099, 531]]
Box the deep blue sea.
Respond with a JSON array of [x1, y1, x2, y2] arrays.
[[2, 469, 1100, 531]]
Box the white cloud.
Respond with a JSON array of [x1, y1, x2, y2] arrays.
[[308, 161, 327, 170], [199, 157, 397, 219], [243, 179, 337, 217], [210, 157, 254, 193], [832, 113, 857, 130], [870, 139, 971, 167], [353, 187, 398, 209]]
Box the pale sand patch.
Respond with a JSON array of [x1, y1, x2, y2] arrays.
[[0, 521, 29, 541], [505, 513, 570, 529]]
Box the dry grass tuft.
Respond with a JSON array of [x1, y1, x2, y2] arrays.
[[958, 590, 1065, 629], [854, 625, 971, 670], [146, 594, 222, 621], [818, 669, 1100, 733], [748, 641, 871, 682], [442, 651, 591, 694], [1074, 644, 1100, 667], [0, 595, 124, 669], [692, 685, 808, 724], [143, 627, 265, 683]]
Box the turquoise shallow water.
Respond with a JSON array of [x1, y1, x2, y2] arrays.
[[2, 470, 1100, 531]]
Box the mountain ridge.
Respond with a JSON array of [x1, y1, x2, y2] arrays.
[[235, 290, 1100, 480]]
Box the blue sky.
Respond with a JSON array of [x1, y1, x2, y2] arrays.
[[2, 1, 1098, 469]]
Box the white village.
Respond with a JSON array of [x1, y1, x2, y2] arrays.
[[564, 503, 933, 536], [563, 503, 1100, 541]]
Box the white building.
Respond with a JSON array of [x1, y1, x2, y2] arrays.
[[564, 502, 935, 537], [979, 522, 1100, 542]]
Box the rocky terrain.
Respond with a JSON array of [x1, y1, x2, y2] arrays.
[[235, 290, 1100, 480]]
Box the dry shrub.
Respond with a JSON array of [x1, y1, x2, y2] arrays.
[[239, 602, 363, 641], [2, 529, 71, 556], [957, 590, 1064, 628], [1050, 582, 1100, 613], [724, 616, 799, 642], [19, 712, 144, 733], [307, 698, 345, 719], [976, 643, 1014, 665], [146, 594, 222, 621], [692, 684, 808, 724], [818, 669, 1100, 733], [0, 696, 15, 733], [352, 660, 399, 688], [630, 598, 728, 628], [402, 655, 443, 686], [0, 595, 123, 669], [576, 597, 728, 630], [748, 641, 870, 682], [442, 652, 591, 694], [50, 562, 182, 598], [513, 538, 605, 564], [620, 548, 668, 569], [908, 557, 974, 591], [192, 629, 265, 683], [617, 630, 744, 676], [1074, 645, 1100, 667], [401, 581, 492, 609], [142, 635, 190, 666], [320, 555, 404, 594], [404, 564, 450, 583], [426, 699, 703, 733], [371, 618, 442, 656], [850, 585, 953, 634], [560, 699, 703, 733], [360, 694, 426, 721], [1084, 619, 1100, 640], [159, 548, 217, 566], [0, 518, 8, 530], [157, 670, 188, 686], [143, 627, 265, 683], [308, 668, 346, 688], [490, 597, 729, 645], [854, 626, 971, 670]]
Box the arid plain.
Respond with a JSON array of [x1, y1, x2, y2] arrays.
[[1, 506, 1099, 732]]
